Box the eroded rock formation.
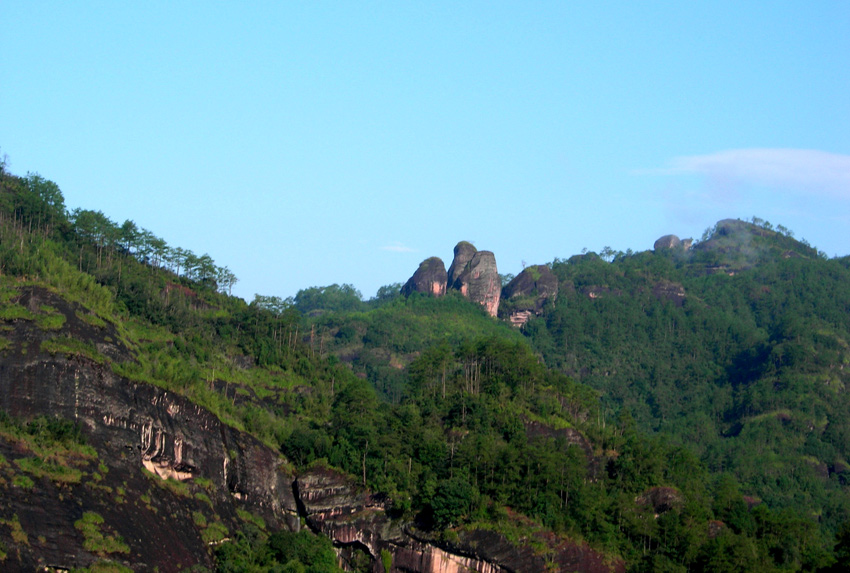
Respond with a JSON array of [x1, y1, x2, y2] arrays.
[[447, 241, 478, 288], [654, 234, 681, 251], [401, 257, 448, 297], [0, 286, 620, 572], [654, 234, 693, 252], [297, 465, 623, 573], [452, 250, 501, 317], [402, 242, 501, 317], [500, 265, 559, 327], [0, 289, 299, 571]]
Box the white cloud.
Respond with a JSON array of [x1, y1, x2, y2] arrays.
[[644, 149, 850, 199], [380, 242, 416, 253]]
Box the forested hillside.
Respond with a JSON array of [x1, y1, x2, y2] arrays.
[[1, 158, 849, 572], [523, 221, 850, 537]]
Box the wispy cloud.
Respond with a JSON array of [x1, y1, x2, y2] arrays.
[[642, 149, 850, 200], [380, 242, 416, 253]]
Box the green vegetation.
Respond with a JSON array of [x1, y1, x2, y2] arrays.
[[215, 527, 342, 572], [71, 561, 134, 573], [200, 520, 229, 544], [41, 335, 103, 363], [237, 508, 266, 530], [192, 511, 207, 528], [0, 515, 28, 545], [74, 512, 129, 556], [12, 474, 34, 489], [2, 162, 850, 570], [195, 492, 213, 508], [525, 228, 850, 539], [0, 414, 96, 488]]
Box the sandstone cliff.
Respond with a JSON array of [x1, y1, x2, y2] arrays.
[[400, 257, 448, 297], [452, 251, 501, 318], [401, 242, 502, 317], [0, 285, 619, 572], [447, 241, 478, 288]]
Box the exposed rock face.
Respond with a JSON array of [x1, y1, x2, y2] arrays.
[[297, 466, 623, 573], [502, 266, 558, 303], [507, 310, 534, 328], [401, 257, 448, 297], [453, 251, 501, 317], [654, 234, 681, 251], [447, 241, 478, 288], [296, 465, 402, 568], [0, 286, 622, 572], [500, 265, 559, 327], [654, 234, 693, 252], [0, 288, 299, 571], [392, 538, 503, 573], [404, 242, 501, 317], [404, 510, 624, 573]]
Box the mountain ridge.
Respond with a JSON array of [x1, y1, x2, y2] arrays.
[[2, 163, 849, 571]]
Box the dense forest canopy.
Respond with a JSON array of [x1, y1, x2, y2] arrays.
[[1, 157, 850, 571]]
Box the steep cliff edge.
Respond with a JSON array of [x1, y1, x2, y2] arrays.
[[0, 286, 299, 570], [403, 242, 501, 317], [0, 285, 620, 572]]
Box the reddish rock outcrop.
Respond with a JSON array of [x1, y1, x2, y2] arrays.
[[404, 510, 625, 573], [296, 465, 624, 573], [404, 242, 502, 317], [401, 257, 448, 297], [448, 241, 478, 288], [453, 251, 501, 317]]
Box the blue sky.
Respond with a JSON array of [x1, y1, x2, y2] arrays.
[[2, 2, 848, 301]]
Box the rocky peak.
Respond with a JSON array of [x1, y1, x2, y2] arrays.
[[447, 241, 477, 288], [402, 242, 501, 317], [453, 250, 501, 317], [654, 234, 682, 250], [653, 234, 692, 251], [400, 257, 447, 297]]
